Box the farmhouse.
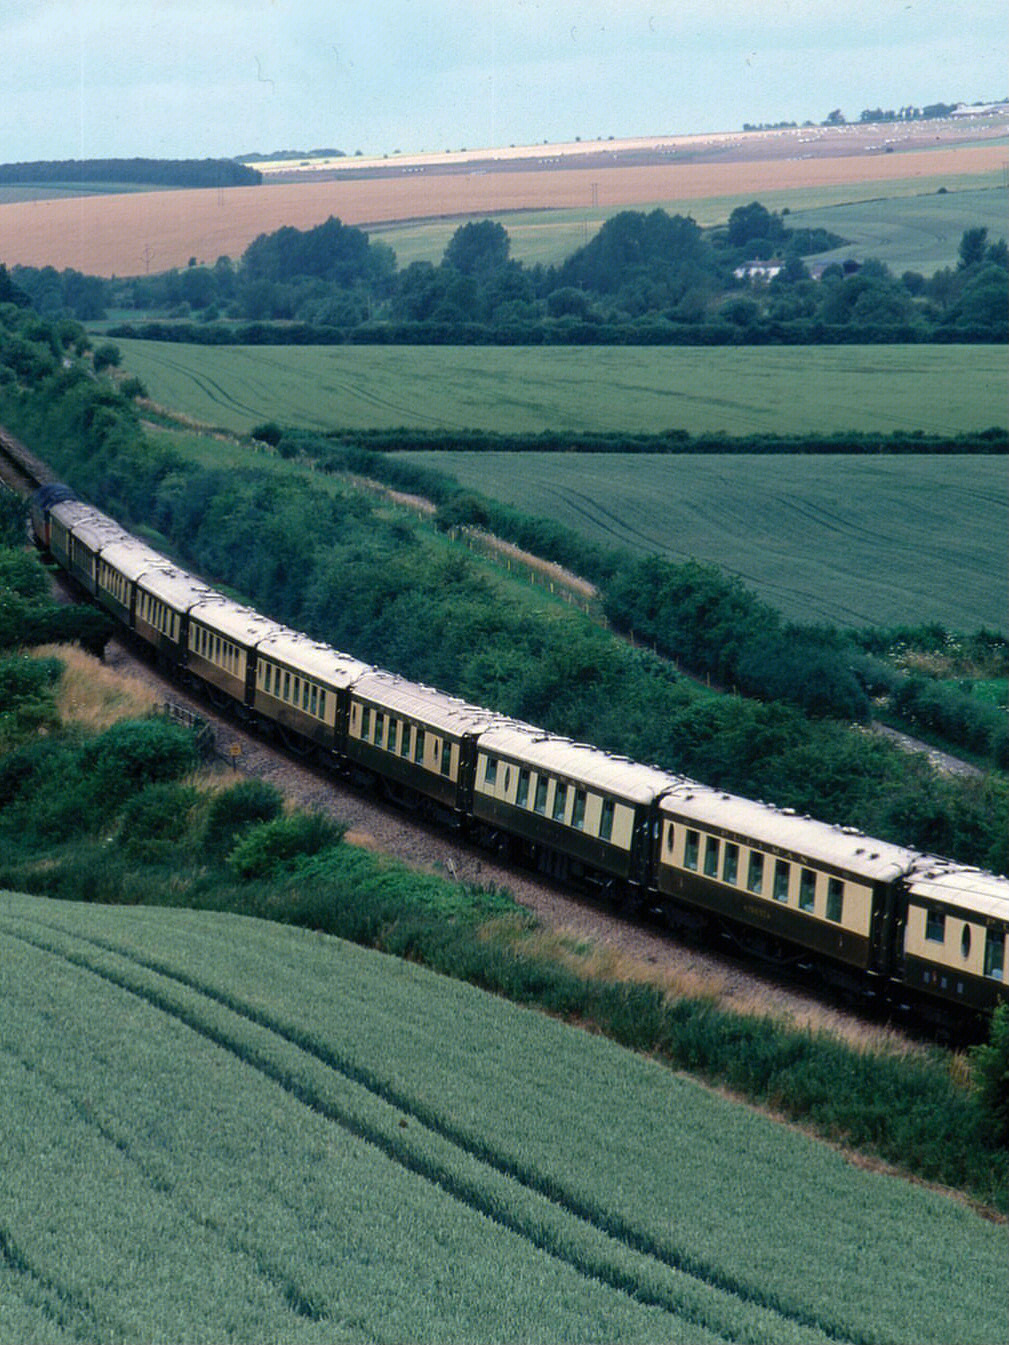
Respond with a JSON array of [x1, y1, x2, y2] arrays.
[[733, 259, 784, 281]]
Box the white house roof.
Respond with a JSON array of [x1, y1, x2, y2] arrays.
[[478, 722, 682, 804], [659, 780, 917, 883], [351, 670, 503, 736], [906, 860, 1009, 921], [255, 628, 371, 688]]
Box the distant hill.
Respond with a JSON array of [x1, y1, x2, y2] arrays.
[[0, 158, 261, 188]]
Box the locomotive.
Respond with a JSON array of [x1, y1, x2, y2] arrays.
[[27, 483, 1009, 1024]]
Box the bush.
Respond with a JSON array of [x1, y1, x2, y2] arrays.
[[81, 717, 198, 796], [202, 778, 283, 856], [119, 781, 201, 862], [228, 811, 345, 879], [92, 342, 121, 373], [971, 1004, 1009, 1146]]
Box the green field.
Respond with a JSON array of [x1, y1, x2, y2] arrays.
[[400, 451, 1008, 630], [2, 893, 1005, 1345], [370, 172, 1007, 272], [786, 185, 1009, 276], [115, 340, 1008, 437]]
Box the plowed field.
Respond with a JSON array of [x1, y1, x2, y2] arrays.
[[1, 142, 1004, 276]]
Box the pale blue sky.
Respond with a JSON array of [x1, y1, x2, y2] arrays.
[[3, 1, 1006, 161]]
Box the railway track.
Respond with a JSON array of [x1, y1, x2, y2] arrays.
[[0, 427, 954, 1049]]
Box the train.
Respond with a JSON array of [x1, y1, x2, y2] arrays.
[[27, 480, 1009, 1025]]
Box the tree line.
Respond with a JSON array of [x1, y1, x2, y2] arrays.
[[0, 157, 261, 188], [9, 203, 1007, 344]]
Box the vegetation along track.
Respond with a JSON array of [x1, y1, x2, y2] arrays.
[[0, 909, 887, 1345], [99, 636, 925, 1054], [0, 426, 951, 1045]]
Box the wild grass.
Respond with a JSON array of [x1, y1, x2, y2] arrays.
[[30, 642, 160, 729]]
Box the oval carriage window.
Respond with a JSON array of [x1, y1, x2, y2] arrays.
[[961, 924, 971, 959]]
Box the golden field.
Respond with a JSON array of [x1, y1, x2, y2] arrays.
[[1, 141, 1005, 277]]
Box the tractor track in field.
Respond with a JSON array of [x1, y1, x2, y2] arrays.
[[2, 914, 869, 1343]]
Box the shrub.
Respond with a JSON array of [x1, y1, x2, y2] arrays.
[[81, 717, 198, 796], [202, 778, 283, 856], [228, 811, 345, 879], [92, 342, 121, 373], [971, 1004, 1009, 1146], [119, 781, 201, 862]]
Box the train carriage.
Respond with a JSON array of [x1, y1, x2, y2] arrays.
[[654, 783, 917, 980], [902, 862, 1009, 1013], [29, 483, 77, 552], [48, 500, 129, 596], [253, 628, 371, 752], [347, 671, 503, 816], [186, 596, 282, 708], [133, 567, 214, 665], [95, 535, 176, 627], [473, 724, 678, 892]]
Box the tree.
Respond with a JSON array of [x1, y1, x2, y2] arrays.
[[970, 1004, 1009, 1146], [442, 221, 510, 276], [958, 227, 988, 270]]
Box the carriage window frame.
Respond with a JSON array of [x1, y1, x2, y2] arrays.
[[925, 909, 946, 943], [599, 797, 615, 841], [826, 878, 844, 923], [773, 859, 790, 903], [684, 830, 700, 871], [534, 776, 549, 816], [747, 852, 764, 895], [572, 789, 586, 831], [722, 842, 739, 885], [516, 768, 530, 807], [552, 782, 567, 823], [703, 836, 719, 878], [984, 929, 1005, 981]]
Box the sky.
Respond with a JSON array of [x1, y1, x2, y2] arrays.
[[3, 0, 1006, 162]]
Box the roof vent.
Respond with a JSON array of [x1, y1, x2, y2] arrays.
[[781, 807, 796, 816]]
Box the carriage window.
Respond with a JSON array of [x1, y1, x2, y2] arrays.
[[984, 929, 1004, 981], [599, 797, 615, 841], [534, 777, 549, 815], [799, 868, 816, 912], [400, 723, 411, 757], [722, 843, 739, 884], [552, 783, 567, 822], [414, 728, 424, 764], [826, 878, 844, 923], [572, 789, 586, 831], [303, 681, 311, 711], [484, 755, 498, 787], [703, 836, 719, 877], [517, 768, 530, 806], [375, 713, 385, 747], [747, 852, 764, 895], [440, 741, 453, 776], [283, 671, 291, 701], [925, 909, 946, 943], [664, 822, 674, 853], [684, 830, 699, 871], [361, 706, 371, 740], [960, 924, 971, 960], [310, 685, 318, 716], [318, 690, 326, 719], [773, 860, 790, 902]]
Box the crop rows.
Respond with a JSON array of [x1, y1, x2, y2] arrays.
[[3, 895, 1006, 1344], [115, 339, 1008, 439], [403, 449, 1009, 629]]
